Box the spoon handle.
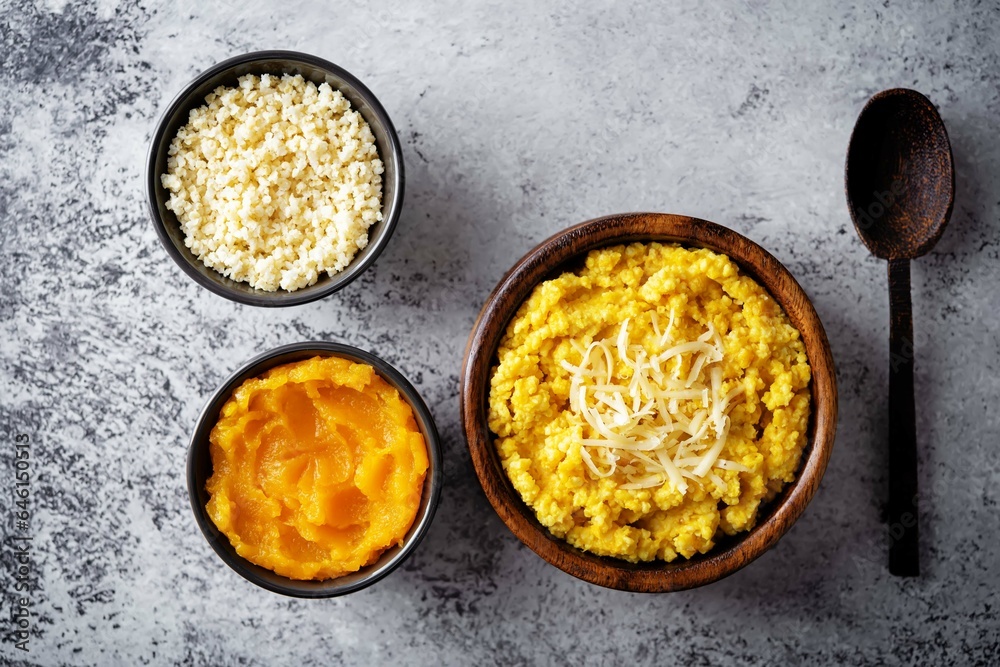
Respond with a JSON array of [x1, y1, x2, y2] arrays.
[[887, 257, 919, 576]]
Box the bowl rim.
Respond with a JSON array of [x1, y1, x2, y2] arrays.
[[187, 340, 443, 598], [146, 50, 405, 307], [460, 212, 838, 592]]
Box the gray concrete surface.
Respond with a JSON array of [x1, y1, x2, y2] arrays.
[[1, 0, 998, 664]]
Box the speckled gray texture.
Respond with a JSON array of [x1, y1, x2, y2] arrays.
[[1, 1, 998, 665]]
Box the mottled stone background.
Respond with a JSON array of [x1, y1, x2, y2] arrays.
[[1, 1, 998, 664]]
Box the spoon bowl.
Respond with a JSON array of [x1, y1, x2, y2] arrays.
[[846, 88, 955, 260]]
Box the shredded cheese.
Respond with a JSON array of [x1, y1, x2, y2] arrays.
[[560, 312, 749, 493]]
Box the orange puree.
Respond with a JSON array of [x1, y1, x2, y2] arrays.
[[205, 355, 428, 580]]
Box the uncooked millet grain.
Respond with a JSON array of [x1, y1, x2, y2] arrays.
[[160, 73, 384, 292]]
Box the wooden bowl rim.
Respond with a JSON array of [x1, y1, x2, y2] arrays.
[[460, 212, 838, 592]]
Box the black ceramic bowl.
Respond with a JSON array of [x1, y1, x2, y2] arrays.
[[146, 51, 404, 306], [188, 341, 442, 597]]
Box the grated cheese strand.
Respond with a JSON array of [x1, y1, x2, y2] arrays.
[[563, 313, 745, 493]]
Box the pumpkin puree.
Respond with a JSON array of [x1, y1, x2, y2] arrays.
[[206, 356, 428, 580]]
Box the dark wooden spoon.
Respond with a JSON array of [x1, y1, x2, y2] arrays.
[[846, 88, 955, 577]]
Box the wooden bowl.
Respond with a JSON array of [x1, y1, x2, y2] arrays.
[[460, 213, 837, 591]]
